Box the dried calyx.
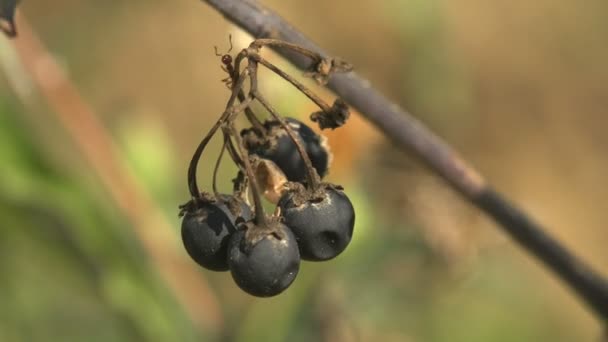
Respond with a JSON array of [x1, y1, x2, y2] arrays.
[[311, 98, 350, 130]]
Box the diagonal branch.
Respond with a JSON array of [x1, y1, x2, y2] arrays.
[[201, 0, 608, 321]]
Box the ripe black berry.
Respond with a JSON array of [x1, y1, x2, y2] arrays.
[[242, 118, 331, 183], [228, 219, 300, 297], [181, 196, 251, 271], [278, 184, 355, 261]]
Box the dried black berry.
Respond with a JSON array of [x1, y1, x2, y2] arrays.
[[279, 184, 355, 261], [242, 118, 331, 183], [228, 219, 300, 297], [180, 196, 251, 271]]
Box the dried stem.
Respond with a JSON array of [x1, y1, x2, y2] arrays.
[[223, 46, 266, 133], [229, 123, 267, 226], [225, 134, 245, 170], [187, 68, 250, 200], [245, 59, 320, 190], [202, 0, 608, 321], [249, 38, 321, 61], [251, 53, 331, 112], [238, 90, 265, 133], [212, 134, 229, 200], [252, 89, 320, 190]]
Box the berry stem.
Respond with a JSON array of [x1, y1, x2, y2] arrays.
[[187, 118, 223, 199], [238, 90, 266, 133], [252, 90, 320, 191], [249, 39, 321, 61], [246, 60, 320, 190], [187, 68, 250, 200], [225, 134, 245, 170], [229, 123, 268, 226], [252, 54, 332, 113], [212, 134, 229, 200], [226, 49, 266, 134]]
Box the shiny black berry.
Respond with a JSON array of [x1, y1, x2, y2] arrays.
[[242, 118, 330, 183], [181, 197, 251, 271], [228, 219, 300, 297], [278, 185, 355, 261]]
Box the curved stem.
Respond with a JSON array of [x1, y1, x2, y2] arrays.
[[188, 68, 250, 200], [212, 134, 229, 200], [229, 123, 267, 226], [252, 54, 331, 112], [187, 119, 223, 199], [223, 130, 249, 204], [253, 90, 320, 190], [226, 50, 266, 133], [250, 39, 321, 61], [238, 90, 266, 133], [225, 133, 245, 170]]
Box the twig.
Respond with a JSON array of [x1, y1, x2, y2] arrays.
[[201, 0, 608, 321]]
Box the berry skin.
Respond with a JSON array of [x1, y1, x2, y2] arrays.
[[278, 185, 355, 261], [243, 118, 331, 183], [181, 197, 251, 271], [228, 220, 300, 297]]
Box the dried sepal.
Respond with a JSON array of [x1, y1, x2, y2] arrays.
[[304, 57, 353, 85], [311, 98, 350, 130], [252, 157, 288, 204]]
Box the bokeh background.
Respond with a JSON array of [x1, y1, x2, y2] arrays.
[[1, 0, 607, 341]]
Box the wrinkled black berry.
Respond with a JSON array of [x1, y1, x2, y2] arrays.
[[228, 221, 300, 297], [243, 118, 330, 183], [279, 186, 355, 261], [181, 197, 251, 271]]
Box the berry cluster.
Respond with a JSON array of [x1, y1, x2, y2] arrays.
[[179, 38, 355, 297]]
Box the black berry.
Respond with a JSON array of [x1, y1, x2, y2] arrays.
[[279, 184, 355, 261], [243, 118, 331, 183], [228, 219, 300, 297], [181, 196, 251, 271]]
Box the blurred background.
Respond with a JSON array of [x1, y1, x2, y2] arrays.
[[1, 0, 607, 341]]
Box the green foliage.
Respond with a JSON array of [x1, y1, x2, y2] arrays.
[[0, 98, 200, 341]]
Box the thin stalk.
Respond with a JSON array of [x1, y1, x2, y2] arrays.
[[225, 133, 245, 170], [238, 90, 266, 133], [246, 61, 320, 189], [187, 68, 250, 200], [250, 39, 321, 61], [224, 48, 265, 133], [212, 134, 229, 200], [252, 54, 331, 112], [230, 123, 267, 226], [253, 90, 320, 190]]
